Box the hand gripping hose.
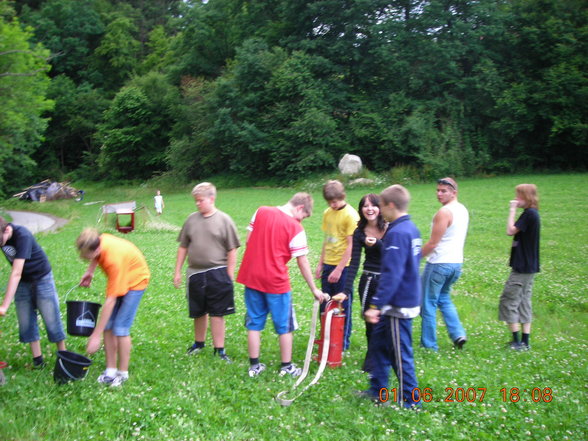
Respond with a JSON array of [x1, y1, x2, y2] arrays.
[[275, 299, 338, 406]]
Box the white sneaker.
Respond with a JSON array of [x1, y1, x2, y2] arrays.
[[248, 363, 266, 377], [279, 363, 302, 377], [97, 372, 116, 385], [110, 374, 129, 387]]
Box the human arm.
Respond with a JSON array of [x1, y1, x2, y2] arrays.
[[341, 230, 363, 297], [173, 246, 188, 288], [506, 200, 520, 236], [86, 295, 117, 354], [314, 241, 326, 279], [297, 255, 328, 303], [226, 248, 237, 281], [327, 235, 353, 283], [80, 258, 99, 287], [0, 258, 25, 316], [421, 208, 452, 258]]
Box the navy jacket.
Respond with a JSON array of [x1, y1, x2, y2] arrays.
[[371, 215, 422, 309]]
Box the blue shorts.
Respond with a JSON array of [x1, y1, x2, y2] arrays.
[[244, 288, 298, 335], [105, 289, 145, 336], [14, 271, 66, 343]]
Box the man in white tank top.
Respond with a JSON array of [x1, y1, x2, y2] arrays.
[[420, 178, 469, 351]]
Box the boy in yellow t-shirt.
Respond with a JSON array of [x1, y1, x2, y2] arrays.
[[315, 180, 359, 350]]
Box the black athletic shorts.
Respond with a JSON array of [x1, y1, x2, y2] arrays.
[[187, 267, 235, 318]]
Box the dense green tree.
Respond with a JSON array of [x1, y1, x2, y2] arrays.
[[20, 0, 104, 84], [98, 71, 179, 179], [35, 75, 109, 175], [0, 7, 53, 195], [490, 0, 587, 170]]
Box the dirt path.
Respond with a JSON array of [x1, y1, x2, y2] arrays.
[[6, 210, 68, 234]]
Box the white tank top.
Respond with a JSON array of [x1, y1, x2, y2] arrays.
[[427, 201, 469, 264]]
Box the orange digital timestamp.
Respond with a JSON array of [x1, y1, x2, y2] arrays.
[[378, 387, 553, 403]]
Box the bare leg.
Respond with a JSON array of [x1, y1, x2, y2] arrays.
[[248, 330, 261, 358], [117, 336, 132, 372], [279, 332, 293, 363], [56, 340, 66, 351], [508, 323, 520, 333], [103, 330, 118, 369], [522, 323, 531, 334], [194, 315, 208, 341], [29, 340, 42, 358], [210, 316, 225, 348]]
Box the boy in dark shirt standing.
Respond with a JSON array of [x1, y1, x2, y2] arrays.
[[499, 184, 541, 351], [360, 185, 422, 408], [0, 217, 66, 368]]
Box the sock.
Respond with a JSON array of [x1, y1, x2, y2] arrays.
[[249, 357, 259, 366], [33, 355, 44, 366], [116, 370, 129, 379], [105, 368, 117, 378], [281, 361, 292, 368], [512, 331, 520, 343], [521, 333, 530, 346], [194, 341, 205, 349], [214, 347, 225, 355]]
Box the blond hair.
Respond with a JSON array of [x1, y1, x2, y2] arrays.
[[516, 184, 539, 209], [76, 228, 101, 254], [191, 182, 216, 198], [322, 180, 346, 201], [289, 192, 314, 216], [380, 184, 410, 212]]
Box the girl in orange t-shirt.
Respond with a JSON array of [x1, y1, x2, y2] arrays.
[[76, 228, 150, 386]]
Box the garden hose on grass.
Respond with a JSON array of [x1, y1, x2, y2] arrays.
[[275, 299, 337, 406]]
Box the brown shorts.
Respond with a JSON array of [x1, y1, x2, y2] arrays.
[[498, 271, 535, 323]]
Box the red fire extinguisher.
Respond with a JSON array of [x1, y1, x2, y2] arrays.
[[314, 299, 346, 368]]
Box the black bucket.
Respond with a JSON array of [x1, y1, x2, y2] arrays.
[[66, 300, 101, 336], [53, 350, 92, 384]]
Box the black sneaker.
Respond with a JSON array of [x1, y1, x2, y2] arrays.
[[214, 349, 232, 363], [453, 337, 467, 349], [516, 342, 531, 351], [354, 390, 390, 407], [187, 343, 204, 355], [507, 341, 521, 350], [32, 356, 45, 369]]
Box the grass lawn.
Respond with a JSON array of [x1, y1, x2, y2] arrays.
[[0, 173, 586, 441]]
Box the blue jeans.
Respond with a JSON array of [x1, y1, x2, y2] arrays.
[[320, 264, 352, 350], [105, 289, 145, 336], [420, 263, 466, 350], [14, 271, 66, 343]]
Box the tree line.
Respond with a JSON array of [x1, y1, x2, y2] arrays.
[[1, 0, 586, 195]]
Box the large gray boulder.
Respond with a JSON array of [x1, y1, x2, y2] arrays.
[[338, 154, 362, 175]]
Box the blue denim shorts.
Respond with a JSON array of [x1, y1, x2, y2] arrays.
[[105, 289, 145, 336], [14, 271, 66, 343], [244, 288, 298, 335]]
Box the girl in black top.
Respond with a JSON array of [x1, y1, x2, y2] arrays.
[[341, 194, 387, 371]]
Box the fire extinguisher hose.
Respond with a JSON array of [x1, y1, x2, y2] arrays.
[[275, 299, 336, 406]]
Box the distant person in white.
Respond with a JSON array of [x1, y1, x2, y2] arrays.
[[420, 177, 469, 350], [154, 190, 165, 215]]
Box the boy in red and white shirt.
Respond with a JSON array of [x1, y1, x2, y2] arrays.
[[237, 193, 326, 377]]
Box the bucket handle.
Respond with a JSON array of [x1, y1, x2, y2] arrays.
[[64, 284, 99, 304], [58, 358, 80, 381]]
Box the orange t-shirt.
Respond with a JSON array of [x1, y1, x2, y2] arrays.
[[97, 234, 150, 297]]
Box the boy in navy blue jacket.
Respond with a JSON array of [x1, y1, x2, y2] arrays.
[[361, 185, 422, 408]]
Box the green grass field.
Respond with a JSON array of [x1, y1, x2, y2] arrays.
[[0, 173, 586, 441]]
